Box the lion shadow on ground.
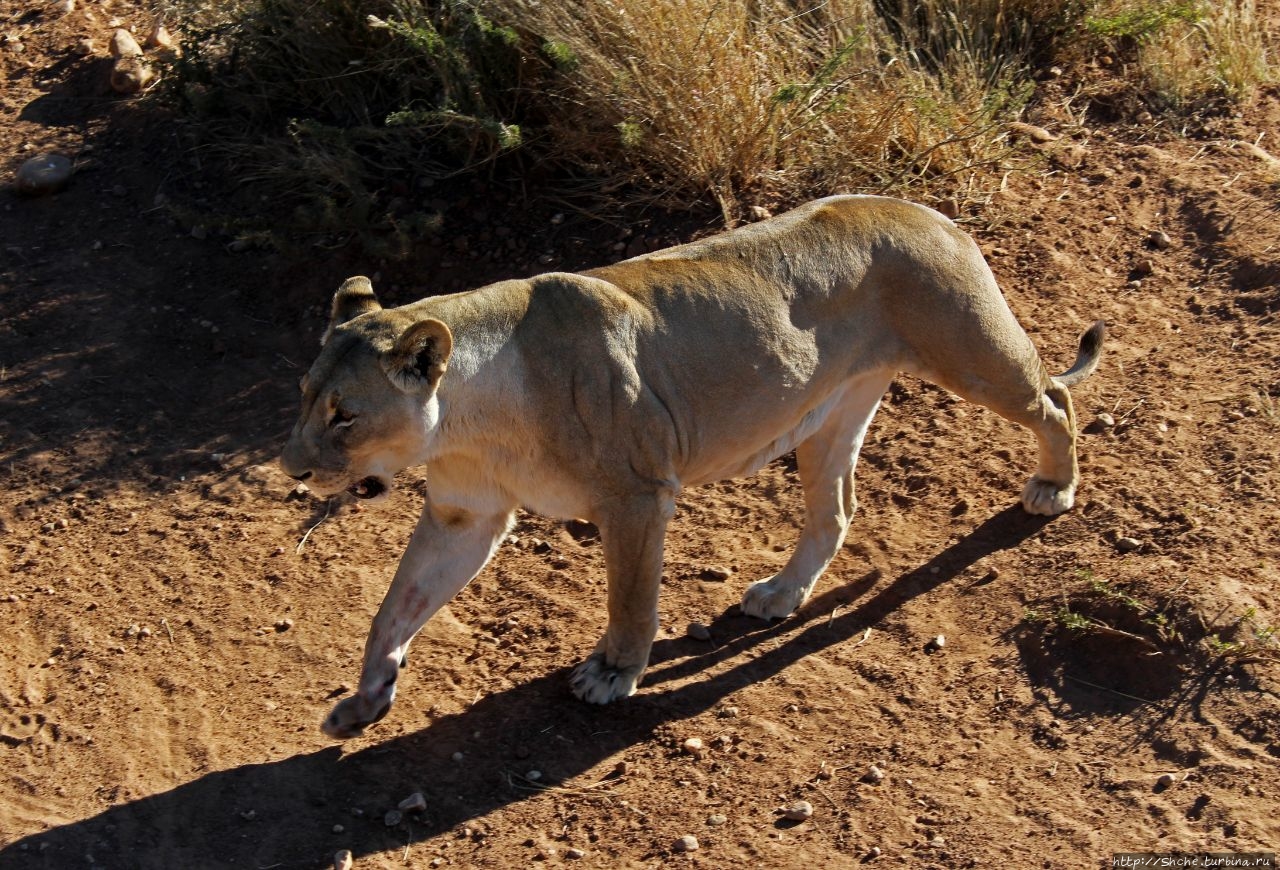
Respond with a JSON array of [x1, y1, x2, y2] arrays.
[[0, 506, 1047, 870]]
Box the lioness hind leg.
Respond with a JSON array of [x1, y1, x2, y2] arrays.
[[1016, 383, 1080, 515], [741, 373, 892, 621], [570, 491, 674, 704], [934, 373, 1081, 517]]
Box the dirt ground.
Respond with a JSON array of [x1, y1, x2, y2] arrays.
[[2, 4, 1278, 869]]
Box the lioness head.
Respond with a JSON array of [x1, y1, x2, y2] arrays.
[[280, 276, 453, 502]]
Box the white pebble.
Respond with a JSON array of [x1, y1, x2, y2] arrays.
[[398, 792, 427, 813], [1157, 772, 1176, 788], [1116, 536, 1143, 553], [332, 824, 344, 833], [783, 800, 813, 821], [869, 846, 882, 858], [866, 764, 885, 784], [526, 770, 542, 781], [673, 835, 699, 853], [451, 751, 464, 762], [682, 737, 704, 758], [706, 813, 727, 827], [333, 850, 353, 870], [565, 847, 585, 859], [1096, 412, 1116, 428]]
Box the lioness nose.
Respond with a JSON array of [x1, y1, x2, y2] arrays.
[[290, 471, 313, 482]]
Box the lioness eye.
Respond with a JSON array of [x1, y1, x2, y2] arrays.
[[330, 408, 356, 429]]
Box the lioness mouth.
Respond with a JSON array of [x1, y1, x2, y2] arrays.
[[348, 477, 387, 500]]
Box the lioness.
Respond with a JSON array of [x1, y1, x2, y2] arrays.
[[281, 195, 1103, 739]]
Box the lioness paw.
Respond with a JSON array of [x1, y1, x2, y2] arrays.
[[740, 576, 811, 621], [569, 653, 641, 705], [1021, 477, 1076, 516], [320, 692, 392, 740]]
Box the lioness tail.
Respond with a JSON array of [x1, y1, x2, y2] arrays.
[[1053, 320, 1106, 387]]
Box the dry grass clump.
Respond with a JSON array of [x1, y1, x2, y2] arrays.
[[504, 0, 1056, 219], [165, 0, 1274, 249], [1085, 0, 1274, 113]]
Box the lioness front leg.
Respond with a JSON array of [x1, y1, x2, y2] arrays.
[[322, 501, 514, 739], [570, 492, 674, 704]]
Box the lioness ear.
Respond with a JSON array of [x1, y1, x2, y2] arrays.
[[383, 319, 453, 393], [322, 276, 383, 345]]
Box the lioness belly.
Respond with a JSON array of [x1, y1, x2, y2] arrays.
[[681, 390, 843, 487]]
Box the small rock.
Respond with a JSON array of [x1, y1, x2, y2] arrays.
[[15, 154, 74, 196], [75, 38, 96, 56], [138, 626, 152, 639], [565, 847, 585, 859], [1095, 412, 1116, 429], [109, 27, 142, 58], [145, 21, 174, 50], [51, 0, 75, 14], [748, 205, 772, 221], [866, 764, 885, 784], [686, 622, 711, 642], [673, 835, 699, 853], [398, 792, 427, 813], [1149, 230, 1172, 250], [332, 824, 344, 833], [550, 212, 565, 225], [706, 813, 727, 827], [869, 846, 882, 858], [1132, 258, 1155, 278], [451, 751, 464, 762], [682, 737, 705, 758], [930, 835, 946, 848], [526, 770, 542, 781], [700, 565, 732, 581], [334, 850, 353, 870], [111, 52, 155, 94], [926, 634, 946, 652], [1116, 536, 1142, 553], [384, 809, 403, 826], [1157, 772, 1176, 788], [717, 706, 739, 719], [1008, 122, 1057, 143], [275, 618, 294, 632], [125, 624, 140, 639], [783, 800, 814, 821]]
